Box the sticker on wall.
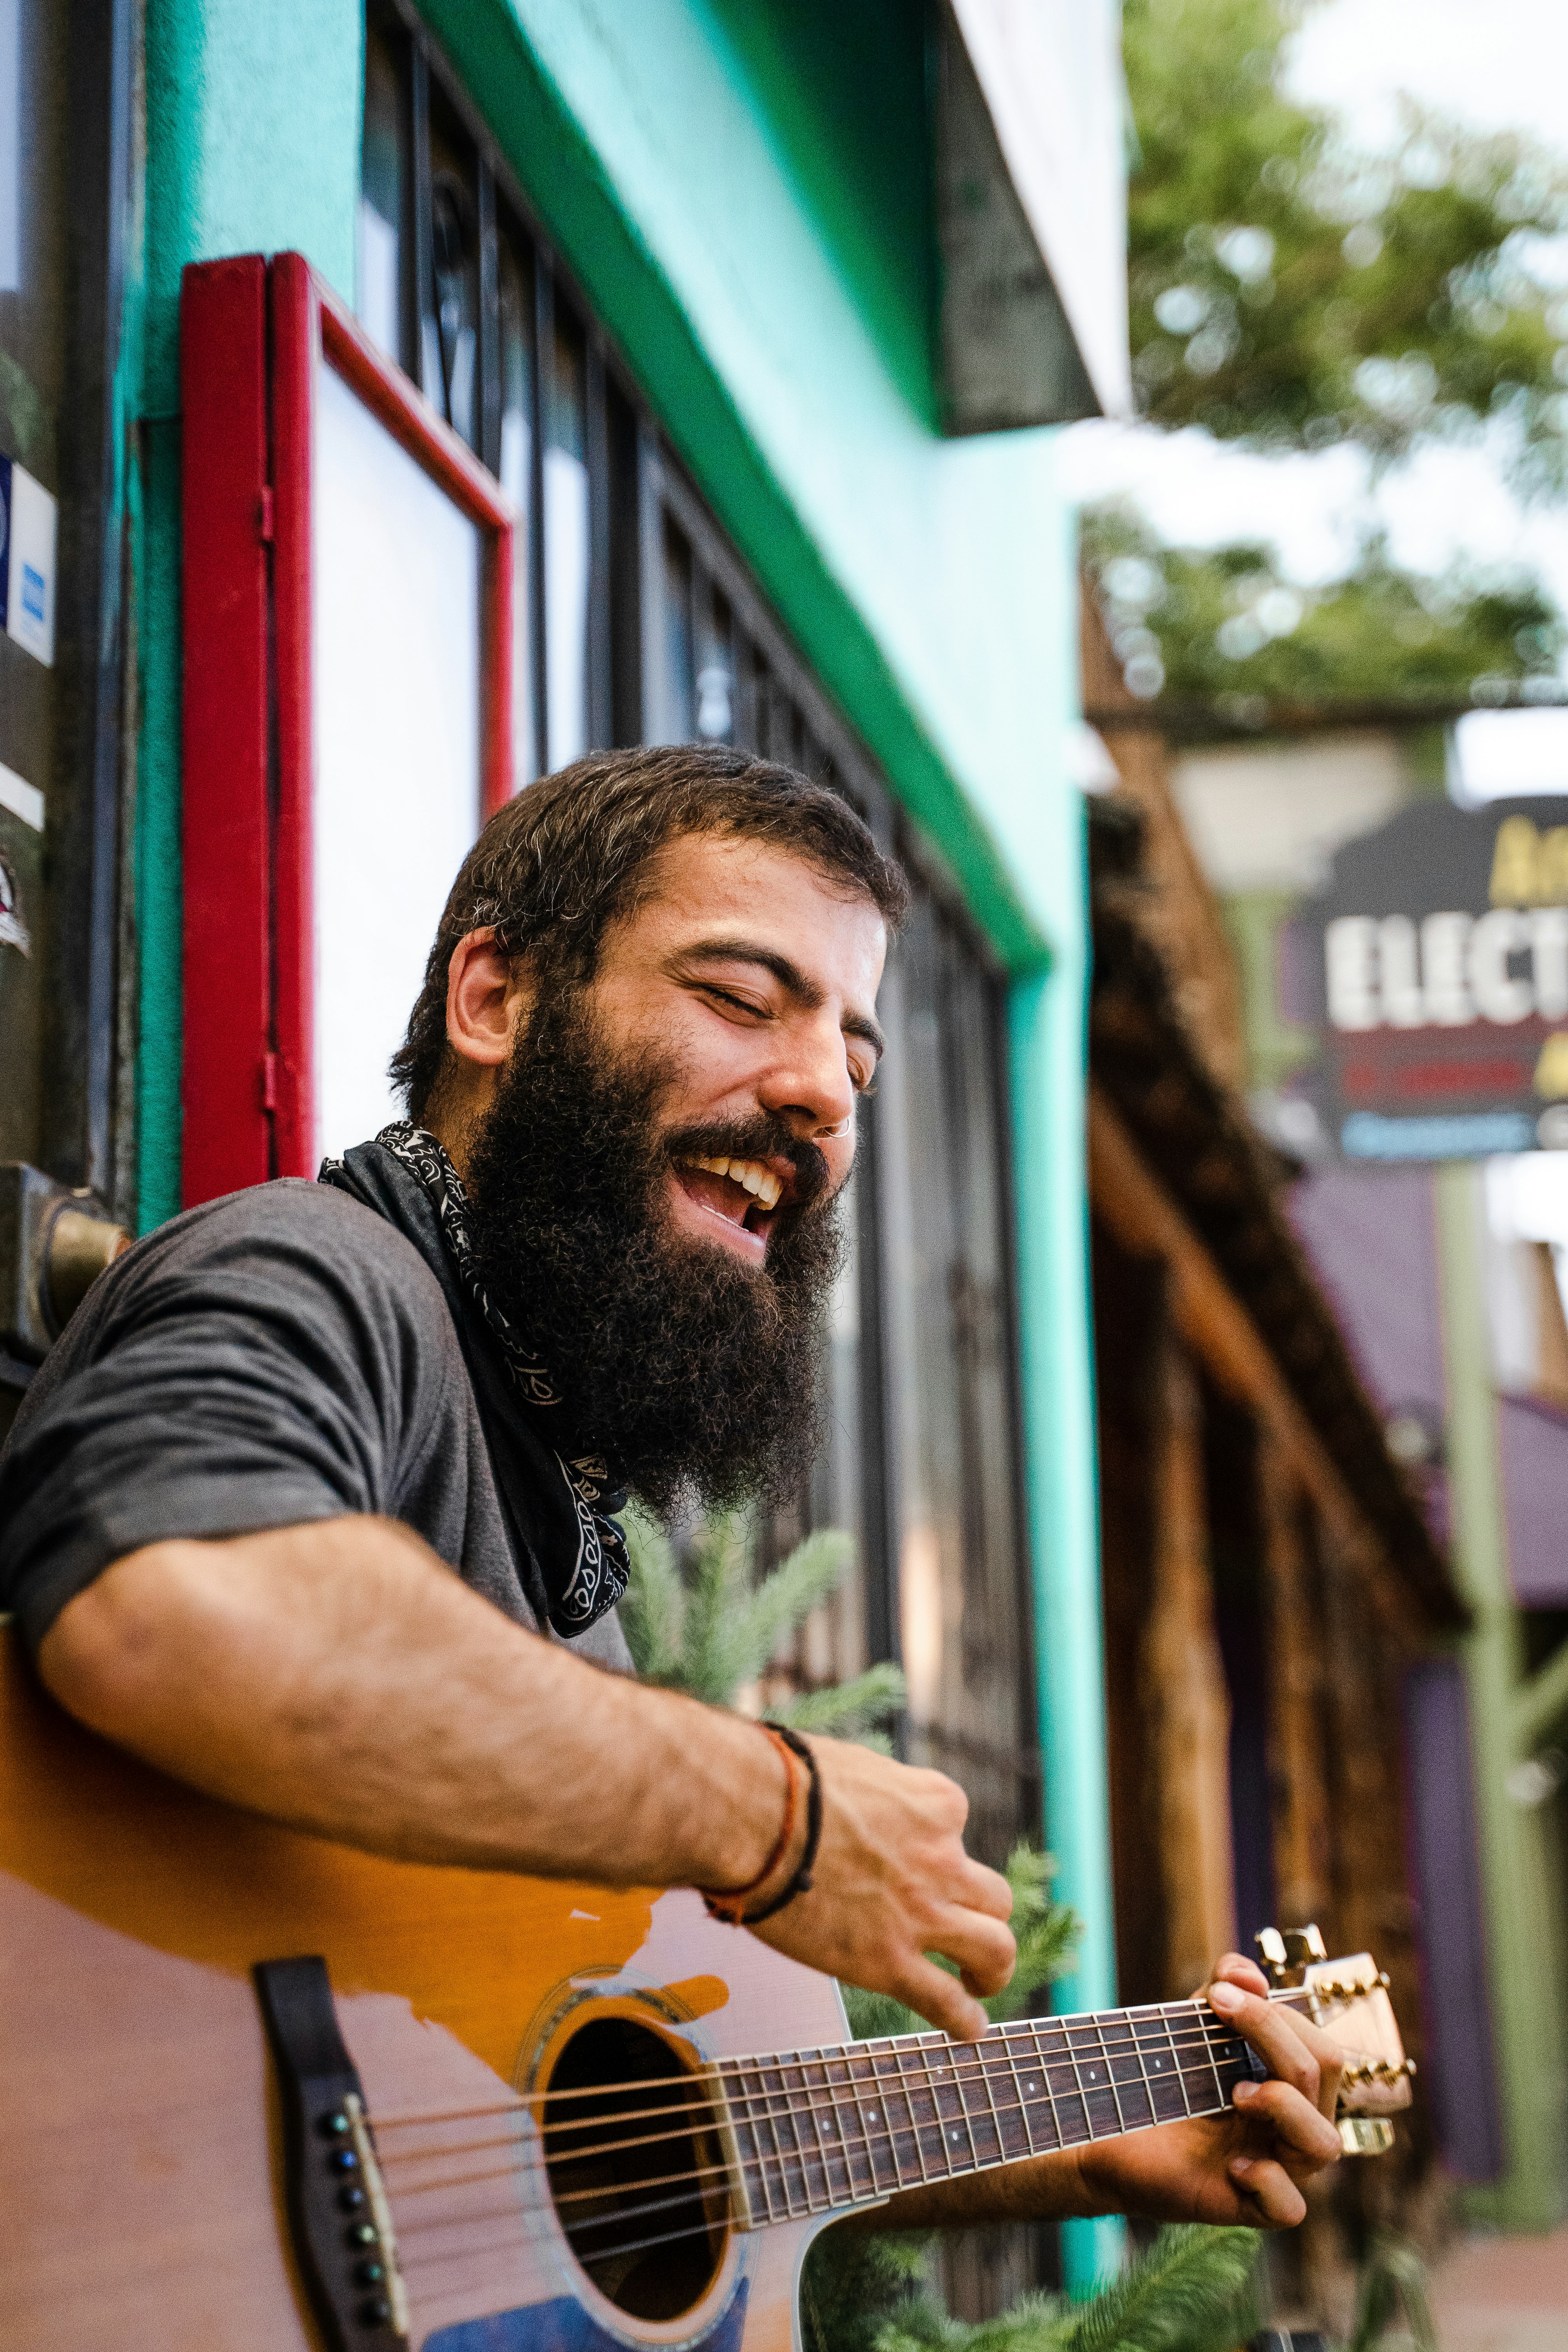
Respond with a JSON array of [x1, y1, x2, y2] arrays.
[[0, 759, 42, 833], [0, 850, 29, 955], [0, 453, 57, 668]]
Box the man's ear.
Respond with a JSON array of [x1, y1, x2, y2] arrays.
[[446, 928, 532, 1069]]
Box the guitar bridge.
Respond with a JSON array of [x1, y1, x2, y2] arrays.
[[255, 1957, 410, 2347]]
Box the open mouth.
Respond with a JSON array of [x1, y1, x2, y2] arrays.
[[672, 1153, 792, 1258]]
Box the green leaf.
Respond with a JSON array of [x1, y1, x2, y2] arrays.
[[1123, 0, 1568, 486], [1085, 499, 1565, 714]]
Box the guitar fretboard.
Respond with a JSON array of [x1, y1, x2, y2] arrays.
[[716, 1996, 1282, 2225]]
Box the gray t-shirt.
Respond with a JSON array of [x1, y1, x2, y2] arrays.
[[0, 1177, 630, 1671]]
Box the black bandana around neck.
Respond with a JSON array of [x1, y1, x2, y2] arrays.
[[319, 1122, 630, 1637]]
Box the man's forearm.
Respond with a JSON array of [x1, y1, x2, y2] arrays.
[[37, 1518, 785, 1893]]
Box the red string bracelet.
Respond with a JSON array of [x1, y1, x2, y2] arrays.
[[700, 1724, 800, 1925]]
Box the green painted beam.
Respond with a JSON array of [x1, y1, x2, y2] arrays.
[[1512, 1635, 1568, 1760], [1435, 1162, 1568, 2232], [1009, 925, 1125, 2298]]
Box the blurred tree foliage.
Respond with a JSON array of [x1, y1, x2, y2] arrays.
[[1125, 0, 1568, 494], [1082, 498, 1567, 712]]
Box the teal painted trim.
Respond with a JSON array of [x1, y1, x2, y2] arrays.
[[143, 0, 360, 416], [1062, 2214, 1129, 2301], [135, 0, 363, 1225], [134, 419, 183, 1234], [416, 0, 1052, 971], [1007, 920, 1124, 2298]]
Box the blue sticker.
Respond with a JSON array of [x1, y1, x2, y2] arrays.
[[425, 2282, 749, 2352], [21, 562, 43, 622]]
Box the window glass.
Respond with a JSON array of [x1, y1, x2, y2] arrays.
[[313, 363, 481, 1161], [357, 16, 406, 366], [893, 898, 1028, 1863], [694, 580, 734, 743], [659, 515, 694, 744], [497, 220, 537, 782], [426, 98, 480, 449], [544, 307, 590, 766]]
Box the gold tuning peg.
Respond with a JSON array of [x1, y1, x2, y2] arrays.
[[1255, 1927, 1289, 1982], [1256, 1925, 1328, 1984]]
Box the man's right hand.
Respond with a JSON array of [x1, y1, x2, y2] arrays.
[[748, 1734, 1016, 2041]]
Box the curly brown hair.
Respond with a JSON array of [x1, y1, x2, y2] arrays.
[[389, 742, 909, 1120]]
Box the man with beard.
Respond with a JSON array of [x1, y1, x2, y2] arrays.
[[0, 745, 1344, 2234]]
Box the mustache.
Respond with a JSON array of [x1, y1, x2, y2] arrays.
[[659, 1112, 834, 1212]]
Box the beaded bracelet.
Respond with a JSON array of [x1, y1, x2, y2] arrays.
[[701, 1724, 823, 1927]]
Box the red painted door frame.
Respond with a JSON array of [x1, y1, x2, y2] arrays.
[[180, 252, 517, 1206]]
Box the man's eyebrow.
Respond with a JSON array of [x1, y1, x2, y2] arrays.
[[673, 938, 886, 1058]]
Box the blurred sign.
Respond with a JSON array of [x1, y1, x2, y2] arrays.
[[0, 454, 57, 668], [1289, 797, 1568, 1160]]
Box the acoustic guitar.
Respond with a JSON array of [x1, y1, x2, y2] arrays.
[[0, 1627, 1412, 2352]]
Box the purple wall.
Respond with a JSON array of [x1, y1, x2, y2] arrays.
[[1289, 1164, 1449, 1541], [1402, 1660, 1505, 2182], [1497, 1390, 1568, 1606], [1293, 1167, 1505, 2181]]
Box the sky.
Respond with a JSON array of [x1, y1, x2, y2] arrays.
[[1059, 0, 1568, 621]]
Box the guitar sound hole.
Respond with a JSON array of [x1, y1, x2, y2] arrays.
[[542, 2014, 728, 2321]]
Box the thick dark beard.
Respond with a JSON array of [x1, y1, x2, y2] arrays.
[[463, 988, 844, 1515]]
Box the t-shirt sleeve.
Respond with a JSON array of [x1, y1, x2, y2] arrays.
[[0, 1185, 455, 1653]]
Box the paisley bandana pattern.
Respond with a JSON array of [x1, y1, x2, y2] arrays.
[[320, 1123, 629, 1635]]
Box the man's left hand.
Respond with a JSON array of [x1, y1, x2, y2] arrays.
[[1075, 1952, 1345, 2228]]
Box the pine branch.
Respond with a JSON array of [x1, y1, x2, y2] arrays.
[[617, 1504, 684, 1684], [987, 1846, 1083, 2022], [716, 1528, 856, 1694], [1065, 2226, 1261, 2352], [680, 1509, 753, 1704], [775, 1661, 907, 1742]]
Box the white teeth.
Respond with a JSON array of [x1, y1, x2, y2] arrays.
[[682, 1154, 784, 1212]]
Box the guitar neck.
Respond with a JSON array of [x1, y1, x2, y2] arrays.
[[717, 1990, 1305, 2226]]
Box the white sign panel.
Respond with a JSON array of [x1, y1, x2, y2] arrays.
[[0, 455, 57, 667]]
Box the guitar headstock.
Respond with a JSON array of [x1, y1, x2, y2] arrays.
[[1257, 1927, 1414, 2155]]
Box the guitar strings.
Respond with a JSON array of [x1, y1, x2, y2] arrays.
[[372, 2029, 1265, 2206], [391, 2073, 1254, 2289], [370, 1990, 1315, 2138], [369, 2013, 1288, 2173]]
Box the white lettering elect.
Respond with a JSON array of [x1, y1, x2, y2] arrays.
[[1325, 907, 1568, 1031]]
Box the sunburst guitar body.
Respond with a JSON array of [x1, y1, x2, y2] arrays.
[[0, 1629, 1411, 2352]]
